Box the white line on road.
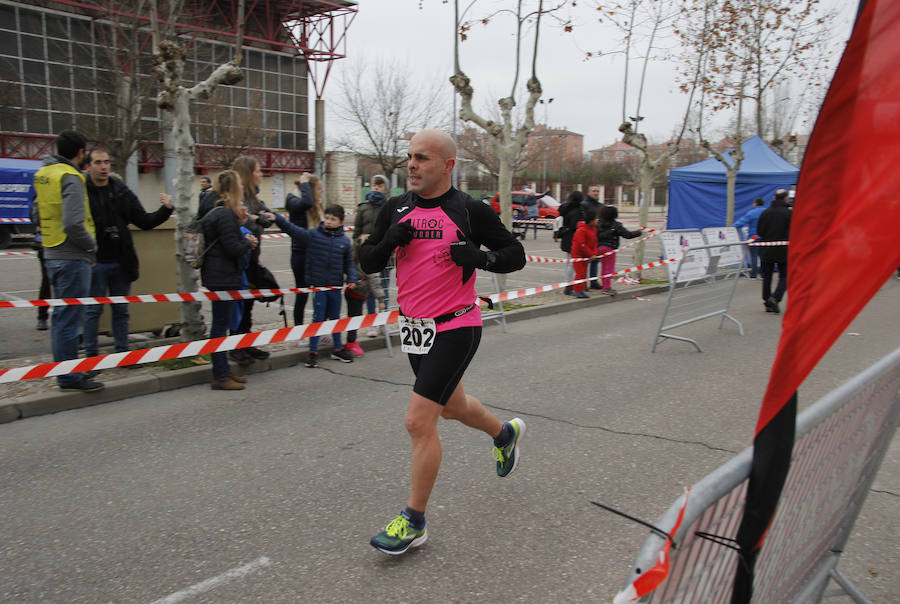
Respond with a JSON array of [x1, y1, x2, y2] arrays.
[[150, 556, 272, 604]]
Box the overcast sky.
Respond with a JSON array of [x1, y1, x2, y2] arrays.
[[318, 0, 857, 152]]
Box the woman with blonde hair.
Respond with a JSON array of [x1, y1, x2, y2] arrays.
[[201, 169, 258, 390], [230, 155, 274, 364], [284, 171, 325, 325]]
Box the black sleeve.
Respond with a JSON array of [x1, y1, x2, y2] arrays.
[[252, 200, 273, 229], [614, 222, 642, 239], [358, 197, 396, 274], [124, 185, 172, 230], [468, 200, 526, 273], [216, 211, 251, 259]]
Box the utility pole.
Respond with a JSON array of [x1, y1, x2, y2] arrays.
[[539, 97, 553, 190]]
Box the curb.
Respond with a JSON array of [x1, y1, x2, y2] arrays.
[[1, 284, 669, 425]]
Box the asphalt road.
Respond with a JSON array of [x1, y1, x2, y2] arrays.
[[1, 276, 897, 603]]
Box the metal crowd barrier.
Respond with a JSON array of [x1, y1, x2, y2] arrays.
[[383, 273, 507, 358], [652, 241, 746, 352], [619, 345, 900, 602]]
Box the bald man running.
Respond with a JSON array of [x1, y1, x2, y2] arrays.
[[359, 129, 527, 555]]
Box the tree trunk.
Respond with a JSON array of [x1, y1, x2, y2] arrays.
[[726, 167, 737, 226], [497, 152, 513, 231], [169, 90, 205, 341], [633, 161, 654, 270]]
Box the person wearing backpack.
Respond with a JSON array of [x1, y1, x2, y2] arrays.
[[201, 170, 258, 390]]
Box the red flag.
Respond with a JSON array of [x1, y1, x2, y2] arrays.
[[756, 0, 900, 434], [732, 1, 900, 600]]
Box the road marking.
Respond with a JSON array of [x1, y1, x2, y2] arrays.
[[150, 556, 271, 604]]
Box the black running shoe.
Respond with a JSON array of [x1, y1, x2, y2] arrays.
[[60, 378, 105, 392], [331, 348, 354, 363], [246, 346, 270, 360]]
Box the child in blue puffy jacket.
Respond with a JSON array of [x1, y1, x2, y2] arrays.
[[262, 205, 357, 367]]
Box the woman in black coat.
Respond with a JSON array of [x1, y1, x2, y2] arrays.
[[231, 156, 273, 363], [201, 170, 257, 390]]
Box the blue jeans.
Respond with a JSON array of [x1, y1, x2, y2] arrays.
[[83, 262, 131, 357], [589, 258, 600, 284], [210, 300, 232, 378], [45, 258, 92, 386], [747, 246, 760, 278], [309, 289, 343, 353]]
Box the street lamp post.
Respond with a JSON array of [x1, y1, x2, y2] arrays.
[[540, 97, 553, 190]]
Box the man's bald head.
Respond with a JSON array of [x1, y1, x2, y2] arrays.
[[411, 129, 456, 161], [407, 129, 456, 198]]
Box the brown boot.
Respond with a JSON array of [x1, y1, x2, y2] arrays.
[[228, 372, 248, 384], [211, 376, 245, 390]]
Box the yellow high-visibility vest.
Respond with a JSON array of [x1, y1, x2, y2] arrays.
[[33, 162, 95, 248]]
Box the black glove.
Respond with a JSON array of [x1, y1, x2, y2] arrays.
[[449, 230, 488, 269], [384, 221, 416, 248]]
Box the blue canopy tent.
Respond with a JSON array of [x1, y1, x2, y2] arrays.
[[667, 135, 799, 230]]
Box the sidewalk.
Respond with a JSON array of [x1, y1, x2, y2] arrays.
[[0, 282, 670, 424]]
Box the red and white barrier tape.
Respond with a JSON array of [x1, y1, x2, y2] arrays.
[[0, 255, 682, 382], [0, 310, 400, 383], [0, 218, 31, 223], [0, 285, 341, 309], [746, 240, 789, 246], [483, 255, 681, 304], [512, 218, 556, 224], [0, 249, 37, 256], [527, 228, 660, 263]]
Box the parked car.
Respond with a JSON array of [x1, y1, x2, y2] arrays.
[[489, 191, 560, 224]]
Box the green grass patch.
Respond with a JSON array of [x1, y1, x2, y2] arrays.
[[500, 303, 539, 311], [640, 279, 669, 284], [154, 354, 211, 371]]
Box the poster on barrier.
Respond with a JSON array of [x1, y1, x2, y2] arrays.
[[661, 230, 709, 282], [702, 227, 744, 267]]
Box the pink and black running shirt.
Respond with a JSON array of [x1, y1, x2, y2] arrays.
[[358, 188, 526, 333]]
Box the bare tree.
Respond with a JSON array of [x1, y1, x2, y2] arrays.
[[597, 0, 702, 269], [150, 0, 245, 341], [92, 0, 160, 175], [332, 58, 447, 179], [450, 0, 567, 229], [679, 0, 836, 224]]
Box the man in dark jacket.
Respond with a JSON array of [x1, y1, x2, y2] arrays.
[[756, 189, 792, 314], [82, 148, 173, 362], [559, 190, 585, 295], [581, 185, 604, 289]]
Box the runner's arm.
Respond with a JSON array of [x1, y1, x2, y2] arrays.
[[468, 201, 526, 273]]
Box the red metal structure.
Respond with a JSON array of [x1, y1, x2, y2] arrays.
[[0, 133, 318, 173], [4, 1, 357, 168]]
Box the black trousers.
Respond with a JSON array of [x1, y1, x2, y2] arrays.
[[761, 260, 788, 302]]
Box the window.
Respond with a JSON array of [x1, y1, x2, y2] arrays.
[[21, 35, 45, 61]]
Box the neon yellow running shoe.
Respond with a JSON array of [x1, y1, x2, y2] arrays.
[[370, 514, 427, 555], [493, 417, 526, 477]]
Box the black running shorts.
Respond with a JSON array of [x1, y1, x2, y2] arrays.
[[408, 326, 482, 405]]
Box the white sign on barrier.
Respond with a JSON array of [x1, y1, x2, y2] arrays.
[[702, 227, 744, 267], [661, 231, 708, 282]]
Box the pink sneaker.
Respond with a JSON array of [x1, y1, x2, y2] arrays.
[[346, 341, 365, 357]]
